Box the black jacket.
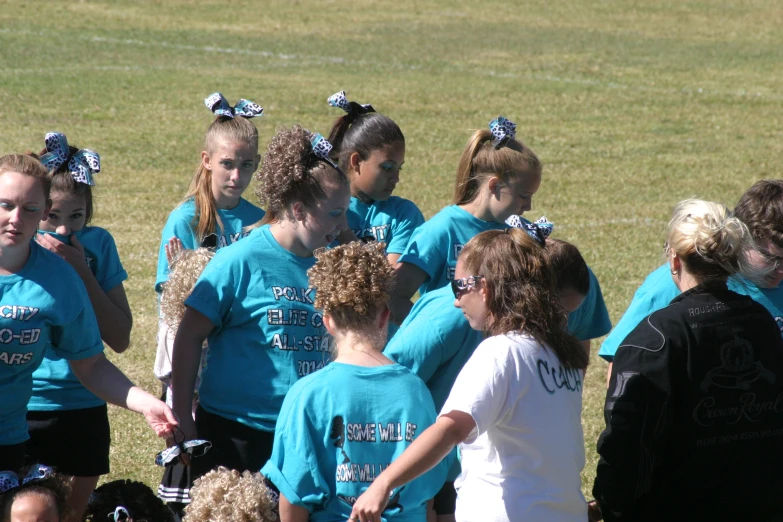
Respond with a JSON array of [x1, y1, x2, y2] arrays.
[[593, 281, 783, 522]]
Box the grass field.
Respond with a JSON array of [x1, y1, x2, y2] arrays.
[[2, 0, 783, 498]]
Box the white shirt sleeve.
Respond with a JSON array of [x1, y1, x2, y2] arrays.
[[440, 336, 513, 444]]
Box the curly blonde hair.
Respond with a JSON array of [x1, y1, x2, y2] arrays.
[[182, 467, 277, 522], [160, 248, 215, 328], [255, 125, 347, 223], [308, 242, 395, 330]]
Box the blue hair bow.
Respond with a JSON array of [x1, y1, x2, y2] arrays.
[[40, 132, 100, 186], [0, 464, 55, 494], [155, 439, 212, 467], [204, 92, 264, 119], [489, 116, 517, 149], [505, 215, 553, 245], [327, 90, 374, 116], [310, 133, 341, 171]]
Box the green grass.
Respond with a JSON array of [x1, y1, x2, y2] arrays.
[[2, 0, 782, 496]]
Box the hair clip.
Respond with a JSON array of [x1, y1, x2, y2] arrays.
[[327, 90, 375, 117], [310, 132, 341, 171], [505, 215, 553, 246], [204, 92, 264, 119], [108, 506, 130, 521], [489, 116, 517, 149], [40, 132, 100, 186], [0, 464, 55, 494]]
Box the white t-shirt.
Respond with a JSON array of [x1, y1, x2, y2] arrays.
[[441, 332, 587, 522]]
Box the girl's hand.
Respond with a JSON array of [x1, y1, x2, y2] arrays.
[[165, 237, 185, 265], [36, 233, 89, 275], [349, 480, 391, 522], [142, 400, 179, 439]]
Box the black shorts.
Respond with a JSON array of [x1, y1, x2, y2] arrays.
[[25, 404, 111, 477], [0, 442, 26, 471], [434, 481, 457, 515], [191, 405, 275, 481]]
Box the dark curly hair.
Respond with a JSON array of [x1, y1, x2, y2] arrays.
[[0, 468, 70, 522], [308, 242, 395, 330], [734, 179, 783, 248], [459, 228, 588, 370], [255, 125, 347, 223], [83, 480, 174, 522]]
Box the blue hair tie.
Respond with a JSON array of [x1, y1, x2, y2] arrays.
[[204, 92, 264, 119], [505, 215, 553, 245], [40, 132, 100, 186], [489, 116, 517, 149], [310, 132, 341, 171], [0, 464, 55, 494], [327, 90, 375, 117]]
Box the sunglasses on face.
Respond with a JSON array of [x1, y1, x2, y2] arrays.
[[451, 275, 484, 299]]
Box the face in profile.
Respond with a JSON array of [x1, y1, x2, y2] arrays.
[[452, 259, 490, 331]]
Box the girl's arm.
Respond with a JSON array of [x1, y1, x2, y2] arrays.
[[389, 262, 429, 324], [350, 411, 475, 522], [171, 307, 214, 439], [37, 234, 132, 353], [68, 353, 177, 438], [279, 495, 310, 522]]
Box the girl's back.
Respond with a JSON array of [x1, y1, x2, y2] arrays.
[[445, 332, 586, 522]]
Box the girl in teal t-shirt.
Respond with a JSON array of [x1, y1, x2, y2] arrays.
[[391, 117, 542, 323], [0, 154, 175, 471], [26, 132, 132, 522], [326, 90, 424, 264], [171, 126, 351, 483], [263, 241, 448, 522]]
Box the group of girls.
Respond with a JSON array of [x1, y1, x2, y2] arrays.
[[0, 86, 618, 522]]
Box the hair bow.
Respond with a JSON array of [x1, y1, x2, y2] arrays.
[[505, 215, 553, 246], [204, 92, 264, 119], [155, 439, 212, 467], [310, 133, 341, 171], [489, 116, 517, 149], [327, 90, 375, 117], [0, 464, 55, 493], [108, 506, 130, 521], [40, 132, 100, 186]]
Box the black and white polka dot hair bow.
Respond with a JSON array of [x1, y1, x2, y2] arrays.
[[310, 132, 341, 171], [327, 90, 375, 117], [0, 464, 55, 493], [40, 132, 100, 186], [505, 215, 553, 246], [489, 116, 517, 149], [204, 92, 264, 119]]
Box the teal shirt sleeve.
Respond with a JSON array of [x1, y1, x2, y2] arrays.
[[386, 199, 425, 255], [155, 203, 198, 292], [598, 264, 680, 361], [92, 228, 128, 292], [184, 249, 237, 328], [398, 220, 449, 283], [567, 267, 612, 342]]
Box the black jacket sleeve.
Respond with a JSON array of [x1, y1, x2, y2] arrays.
[[593, 314, 678, 521]]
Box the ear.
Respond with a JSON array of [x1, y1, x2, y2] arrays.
[[254, 153, 261, 168], [291, 201, 306, 222], [377, 306, 391, 330], [349, 152, 362, 174], [487, 176, 501, 195], [670, 252, 682, 274], [323, 313, 337, 337], [201, 151, 212, 171]]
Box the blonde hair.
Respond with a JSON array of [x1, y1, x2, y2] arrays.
[[453, 128, 541, 205], [183, 116, 259, 243], [182, 467, 277, 522], [459, 228, 588, 370], [308, 242, 394, 330], [666, 198, 765, 283], [160, 248, 215, 328]]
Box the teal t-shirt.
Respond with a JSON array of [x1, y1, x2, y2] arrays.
[[347, 196, 424, 255], [29, 227, 128, 411], [185, 225, 328, 431], [598, 263, 783, 360], [262, 362, 449, 522], [398, 205, 506, 295], [0, 242, 103, 445], [155, 197, 265, 292]]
